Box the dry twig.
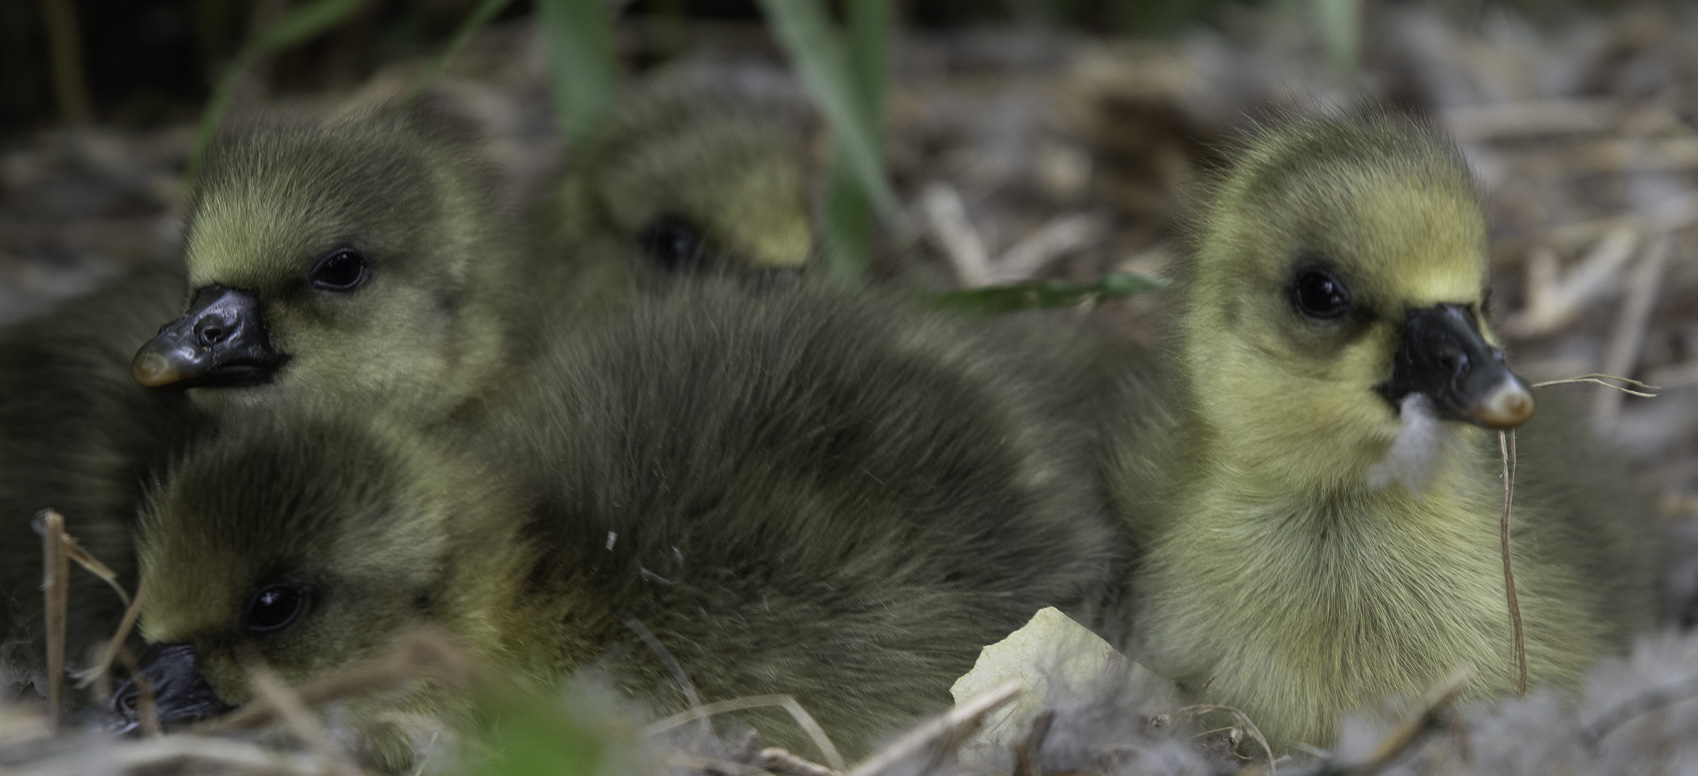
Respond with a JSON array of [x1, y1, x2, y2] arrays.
[[648, 695, 846, 771], [245, 658, 364, 776], [14, 735, 324, 776], [1592, 234, 1671, 430], [203, 629, 477, 733], [756, 746, 842, 776], [1167, 703, 1276, 775], [117, 647, 164, 738], [38, 510, 68, 733], [74, 587, 144, 689], [1310, 669, 1474, 776], [843, 679, 1023, 776], [1498, 431, 1526, 696], [1504, 227, 1637, 338], [921, 183, 993, 287]]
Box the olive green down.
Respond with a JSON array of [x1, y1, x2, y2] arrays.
[[0, 263, 210, 679], [136, 279, 1128, 770], [1124, 111, 1658, 748]]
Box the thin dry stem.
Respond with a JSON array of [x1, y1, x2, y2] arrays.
[[118, 647, 164, 737], [38, 510, 68, 733], [1593, 234, 1670, 429], [14, 735, 325, 776], [75, 586, 145, 689], [756, 747, 843, 776], [623, 612, 716, 753], [1337, 669, 1473, 776], [58, 532, 132, 609], [1505, 227, 1638, 337], [1499, 430, 1527, 696], [648, 694, 846, 771], [922, 183, 993, 287], [843, 679, 1023, 776], [245, 658, 363, 776], [204, 628, 477, 733], [1532, 373, 1660, 397], [1168, 703, 1276, 775]]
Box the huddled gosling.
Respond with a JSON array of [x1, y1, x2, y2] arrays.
[[0, 262, 210, 677], [1127, 111, 1658, 748], [129, 104, 544, 422], [118, 279, 1127, 770], [545, 68, 816, 301]]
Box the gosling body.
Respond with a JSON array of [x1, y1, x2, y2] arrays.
[[128, 280, 1126, 767], [1128, 112, 1656, 748]]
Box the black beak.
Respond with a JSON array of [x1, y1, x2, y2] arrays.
[[132, 285, 285, 389], [1379, 304, 1535, 430], [110, 642, 235, 734]]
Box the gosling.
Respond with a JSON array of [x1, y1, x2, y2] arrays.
[[120, 279, 1127, 769], [1127, 111, 1658, 749]]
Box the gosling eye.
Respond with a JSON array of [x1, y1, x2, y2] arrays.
[[243, 583, 307, 635], [309, 249, 368, 291], [1293, 269, 1351, 319], [639, 215, 706, 273]]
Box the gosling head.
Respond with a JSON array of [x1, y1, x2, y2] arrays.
[[1180, 111, 1532, 490], [115, 408, 516, 732], [558, 75, 816, 281], [132, 106, 524, 420]]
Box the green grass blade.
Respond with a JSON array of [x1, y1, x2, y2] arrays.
[[759, 0, 898, 217], [844, 0, 892, 126], [819, 0, 894, 282], [823, 154, 876, 281], [405, 0, 518, 101], [933, 273, 1170, 315], [185, 0, 371, 184], [537, 0, 618, 149]]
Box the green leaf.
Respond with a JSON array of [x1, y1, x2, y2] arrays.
[[758, 0, 898, 218], [933, 273, 1170, 315], [406, 0, 519, 101], [537, 0, 619, 149], [186, 0, 372, 184]]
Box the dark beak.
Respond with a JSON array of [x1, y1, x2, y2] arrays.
[[133, 285, 285, 389], [1379, 304, 1535, 430], [110, 642, 235, 734]]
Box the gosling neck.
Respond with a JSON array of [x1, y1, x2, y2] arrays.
[[1179, 383, 1492, 524]]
